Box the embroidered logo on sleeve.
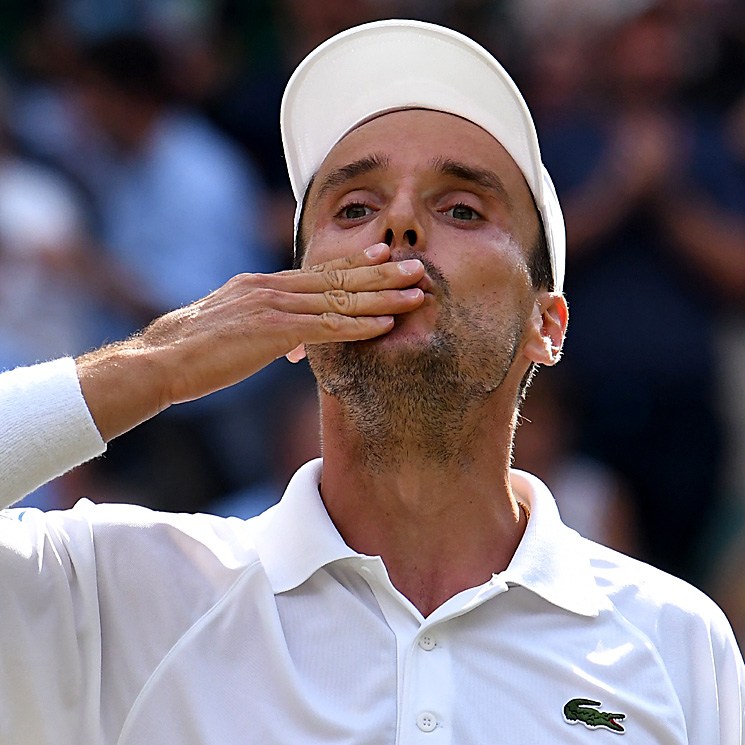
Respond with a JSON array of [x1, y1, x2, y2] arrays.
[[563, 698, 626, 734]]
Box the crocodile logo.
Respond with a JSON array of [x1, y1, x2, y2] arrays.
[[563, 698, 626, 734]]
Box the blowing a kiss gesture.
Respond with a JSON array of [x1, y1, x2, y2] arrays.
[[76, 244, 424, 442]]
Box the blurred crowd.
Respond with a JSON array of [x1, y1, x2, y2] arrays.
[[1, 0, 744, 646]]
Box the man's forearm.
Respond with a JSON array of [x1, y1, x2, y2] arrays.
[[1, 246, 424, 502]]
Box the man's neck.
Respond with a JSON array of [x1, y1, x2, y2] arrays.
[[318, 394, 527, 617]]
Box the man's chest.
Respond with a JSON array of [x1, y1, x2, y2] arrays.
[[113, 577, 689, 744]]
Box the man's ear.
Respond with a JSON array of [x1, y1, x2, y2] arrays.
[[523, 293, 568, 366]]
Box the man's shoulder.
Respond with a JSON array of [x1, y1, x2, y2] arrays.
[[579, 537, 744, 738], [94, 500, 266, 560], [3, 498, 269, 576], [581, 536, 735, 647]]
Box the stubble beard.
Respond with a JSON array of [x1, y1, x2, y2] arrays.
[[307, 264, 526, 472]]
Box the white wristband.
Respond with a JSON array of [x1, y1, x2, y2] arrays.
[[0, 358, 106, 507]]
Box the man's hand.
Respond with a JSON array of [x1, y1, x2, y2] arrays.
[[76, 244, 424, 442]]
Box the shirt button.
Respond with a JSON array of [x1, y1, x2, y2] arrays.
[[418, 634, 436, 651], [416, 712, 438, 732]]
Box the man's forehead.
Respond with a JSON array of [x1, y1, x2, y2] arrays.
[[312, 109, 529, 205]]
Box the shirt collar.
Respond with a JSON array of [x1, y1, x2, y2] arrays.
[[254, 459, 607, 618], [503, 469, 607, 617], [253, 459, 357, 593]]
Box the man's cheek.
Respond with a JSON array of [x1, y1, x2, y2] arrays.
[[305, 228, 376, 266]]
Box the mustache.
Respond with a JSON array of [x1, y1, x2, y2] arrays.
[[391, 251, 451, 299]]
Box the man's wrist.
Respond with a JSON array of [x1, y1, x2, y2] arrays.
[[76, 341, 172, 443]]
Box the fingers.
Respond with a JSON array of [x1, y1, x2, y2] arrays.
[[291, 312, 396, 348], [272, 246, 426, 359], [323, 242, 391, 268], [266, 246, 425, 294], [282, 245, 421, 364], [278, 260, 424, 293], [311, 242, 391, 270], [282, 284, 424, 363], [274, 287, 424, 317]]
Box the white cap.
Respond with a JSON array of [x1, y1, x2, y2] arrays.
[[281, 19, 565, 292]]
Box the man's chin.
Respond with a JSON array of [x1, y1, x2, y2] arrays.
[[307, 325, 453, 391]]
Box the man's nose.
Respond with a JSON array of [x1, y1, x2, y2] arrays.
[[381, 192, 425, 251], [384, 228, 418, 247]]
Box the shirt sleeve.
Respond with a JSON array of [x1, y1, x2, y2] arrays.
[[712, 609, 745, 745], [0, 503, 104, 743], [660, 590, 745, 745], [0, 358, 106, 507]]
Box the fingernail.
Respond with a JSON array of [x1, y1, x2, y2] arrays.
[[399, 259, 422, 275], [365, 244, 386, 259], [400, 288, 422, 298]]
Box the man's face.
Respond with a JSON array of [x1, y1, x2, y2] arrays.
[[301, 109, 546, 464], [303, 108, 540, 353]]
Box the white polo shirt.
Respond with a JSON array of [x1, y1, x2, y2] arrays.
[[0, 360, 743, 744]]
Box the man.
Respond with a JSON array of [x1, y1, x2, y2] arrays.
[[0, 20, 742, 744]]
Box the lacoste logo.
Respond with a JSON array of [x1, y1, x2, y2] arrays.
[[563, 698, 626, 734]]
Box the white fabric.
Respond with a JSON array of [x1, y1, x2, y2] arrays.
[[0, 358, 105, 503], [0, 450, 742, 743]]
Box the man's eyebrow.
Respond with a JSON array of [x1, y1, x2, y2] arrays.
[[315, 153, 390, 201], [431, 157, 513, 209]]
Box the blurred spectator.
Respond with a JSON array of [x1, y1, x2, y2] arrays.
[[524, 4, 745, 581], [73, 33, 274, 325], [681, 3, 745, 640], [9, 26, 285, 512], [209, 364, 321, 519], [0, 75, 100, 510], [67, 32, 284, 511]]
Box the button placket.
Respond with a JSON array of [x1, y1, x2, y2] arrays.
[[415, 633, 439, 735], [357, 560, 454, 744], [397, 622, 451, 743]]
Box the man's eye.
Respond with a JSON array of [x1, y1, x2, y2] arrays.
[[338, 204, 373, 220], [446, 204, 481, 221]]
